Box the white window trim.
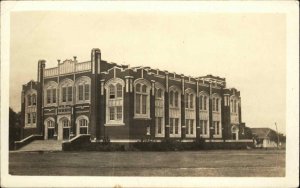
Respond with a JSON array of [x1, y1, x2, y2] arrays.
[[185, 88, 196, 138], [134, 79, 151, 119], [199, 91, 209, 112], [59, 79, 74, 105], [104, 78, 125, 126], [75, 76, 91, 104], [169, 86, 181, 137], [155, 82, 165, 137], [213, 121, 222, 138], [76, 115, 89, 135], [200, 120, 210, 138], [25, 89, 37, 128], [44, 81, 58, 107]]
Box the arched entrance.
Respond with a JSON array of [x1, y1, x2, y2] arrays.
[[44, 117, 56, 140], [76, 115, 89, 135], [57, 116, 71, 141]]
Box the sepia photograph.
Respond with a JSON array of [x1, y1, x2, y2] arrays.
[[1, 1, 299, 188]]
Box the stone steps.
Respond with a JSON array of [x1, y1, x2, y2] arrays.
[[18, 140, 62, 152]]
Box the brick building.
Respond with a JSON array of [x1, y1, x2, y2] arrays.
[[20, 48, 247, 142]]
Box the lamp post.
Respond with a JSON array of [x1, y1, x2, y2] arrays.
[[275, 122, 279, 149]]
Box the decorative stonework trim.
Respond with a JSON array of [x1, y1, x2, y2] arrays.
[[133, 116, 152, 120], [126, 78, 129, 93], [104, 123, 125, 126]]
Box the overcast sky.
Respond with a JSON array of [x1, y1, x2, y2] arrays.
[[10, 12, 286, 133]]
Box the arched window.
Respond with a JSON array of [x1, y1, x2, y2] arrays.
[[185, 88, 196, 137], [134, 79, 151, 118], [62, 119, 69, 128], [25, 89, 37, 128], [212, 93, 222, 138], [105, 78, 125, 125], [44, 118, 56, 140], [44, 81, 58, 106], [169, 86, 181, 137], [32, 94, 36, 106], [47, 120, 55, 128], [199, 91, 209, 138], [155, 82, 165, 137], [75, 76, 91, 103], [60, 79, 74, 104], [27, 95, 32, 106]]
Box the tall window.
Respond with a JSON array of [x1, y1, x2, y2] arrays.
[[212, 95, 221, 112], [169, 86, 181, 137], [213, 121, 221, 136], [76, 77, 91, 103], [32, 94, 36, 106], [60, 79, 73, 104], [27, 113, 31, 124], [155, 84, 165, 137], [45, 81, 58, 105], [27, 95, 32, 106], [199, 94, 208, 110], [32, 112, 36, 124], [200, 120, 208, 135], [105, 78, 124, 125], [185, 89, 196, 137], [134, 79, 150, 118]]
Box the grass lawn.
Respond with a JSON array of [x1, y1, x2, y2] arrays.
[[9, 149, 285, 177]]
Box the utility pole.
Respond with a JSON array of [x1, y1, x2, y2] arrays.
[[275, 122, 280, 149]]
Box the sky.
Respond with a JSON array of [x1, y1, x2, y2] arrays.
[[9, 12, 286, 134]]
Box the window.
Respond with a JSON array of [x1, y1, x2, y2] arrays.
[[27, 95, 32, 106], [84, 84, 90, 100], [27, 113, 31, 124], [60, 79, 74, 104], [62, 87, 67, 102], [67, 86, 72, 101], [185, 119, 194, 135], [213, 121, 221, 136], [75, 77, 91, 103], [105, 78, 124, 125], [32, 113, 36, 124], [200, 120, 208, 135], [170, 118, 179, 135], [212, 95, 221, 112], [199, 93, 209, 111], [79, 119, 88, 134], [134, 79, 150, 118], [155, 85, 165, 137], [44, 81, 58, 105], [169, 86, 181, 137], [47, 120, 54, 128], [62, 119, 69, 128], [79, 85, 84, 101], [32, 94, 36, 106], [185, 89, 195, 137]]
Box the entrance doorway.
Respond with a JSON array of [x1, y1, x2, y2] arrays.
[[48, 128, 55, 139], [63, 128, 70, 140]]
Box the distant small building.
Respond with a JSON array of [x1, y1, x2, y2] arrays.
[[251, 128, 278, 148]]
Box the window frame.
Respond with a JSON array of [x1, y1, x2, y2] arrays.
[[104, 78, 125, 126], [169, 86, 181, 137], [134, 79, 151, 119], [155, 83, 165, 137], [185, 88, 196, 137]]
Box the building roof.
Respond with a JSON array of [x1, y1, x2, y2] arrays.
[[251, 128, 276, 139]]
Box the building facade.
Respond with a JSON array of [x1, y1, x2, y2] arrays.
[[20, 48, 247, 142]]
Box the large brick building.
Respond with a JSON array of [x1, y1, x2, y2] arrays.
[[20, 48, 247, 142]]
